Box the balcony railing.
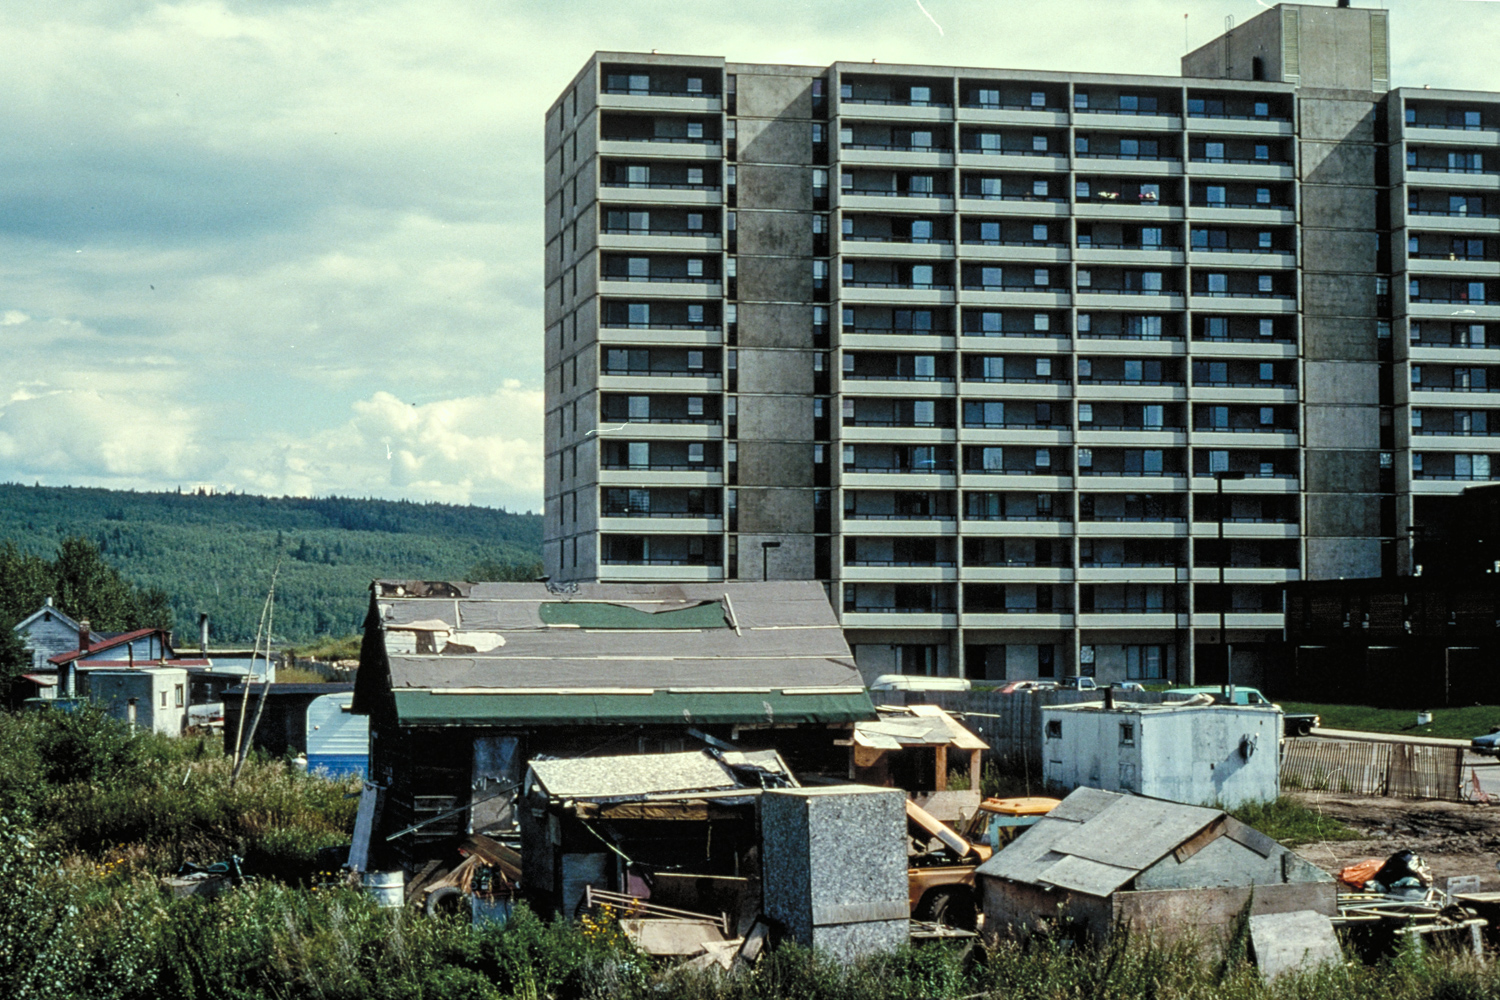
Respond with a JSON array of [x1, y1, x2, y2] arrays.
[[602, 181, 721, 191]]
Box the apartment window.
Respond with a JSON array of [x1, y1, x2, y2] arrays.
[[1411, 365, 1422, 386], [1259, 231, 1273, 249], [1260, 407, 1275, 426], [686, 121, 704, 139], [687, 442, 705, 464], [1035, 357, 1053, 377], [1126, 645, 1164, 680], [1078, 313, 1092, 333], [1255, 144, 1269, 161], [1032, 179, 1049, 197], [1034, 313, 1050, 332], [911, 85, 931, 104], [1031, 91, 1046, 107], [686, 76, 703, 94], [1077, 358, 1093, 378], [687, 212, 704, 230], [1256, 188, 1271, 204], [174, 684, 185, 708], [1205, 141, 1225, 161], [1033, 269, 1049, 286], [1412, 409, 1424, 430], [687, 396, 704, 416], [1035, 449, 1051, 468], [1207, 273, 1227, 294], [1032, 135, 1048, 152], [1259, 318, 1275, 338], [686, 258, 704, 277], [1077, 269, 1092, 288], [976, 88, 999, 107], [1076, 180, 1090, 199], [1078, 404, 1093, 423], [687, 304, 705, 324], [908, 175, 934, 194], [1032, 224, 1049, 242], [1206, 185, 1226, 206], [1254, 101, 1269, 117], [628, 442, 650, 468], [687, 350, 704, 369], [1258, 274, 1273, 293], [1209, 450, 1228, 473], [1259, 363, 1275, 381], [1074, 92, 1089, 109]]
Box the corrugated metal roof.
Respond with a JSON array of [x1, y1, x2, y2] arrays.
[[530, 750, 740, 799], [364, 581, 873, 726], [391, 688, 874, 726], [976, 788, 1226, 897]]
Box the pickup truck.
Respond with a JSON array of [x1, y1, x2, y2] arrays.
[[1168, 686, 1319, 737]]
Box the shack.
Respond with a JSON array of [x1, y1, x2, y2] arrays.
[[853, 705, 988, 821], [520, 748, 794, 921], [352, 580, 875, 870], [224, 683, 358, 759], [1041, 701, 1281, 807], [977, 787, 1335, 948]]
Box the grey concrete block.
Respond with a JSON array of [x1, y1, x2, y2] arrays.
[[737, 530, 815, 578], [1306, 494, 1381, 537], [1304, 404, 1380, 449], [739, 490, 815, 533], [739, 302, 815, 348], [1298, 95, 1378, 142], [1301, 140, 1376, 186], [1305, 537, 1382, 581], [1302, 272, 1377, 319], [1301, 316, 1379, 362], [736, 71, 815, 120], [1304, 449, 1380, 493], [737, 394, 814, 441], [1300, 228, 1377, 275], [740, 254, 815, 301], [738, 164, 813, 212], [1303, 360, 1380, 406], [1301, 186, 1377, 229], [761, 786, 910, 962], [738, 441, 814, 487], [740, 211, 814, 257], [739, 117, 812, 165], [738, 349, 816, 394]]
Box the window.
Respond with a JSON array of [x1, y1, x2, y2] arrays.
[[628, 302, 650, 325], [1032, 135, 1048, 152], [1046, 719, 1063, 739], [1258, 274, 1273, 293], [686, 76, 702, 94], [1256, 187, 1271, 204], [1254, 101, 1269, 117], [1259, 318, 1275, 338], [686, 121, 704, 139], [686, 304, 704, 324], [910, 85, 931, 104], [1259, 231, 1273, 249], [1209, 449, 1228, 473], [688, 166, 705, 185], [628, 395, 650, 420], [1035, 357, 1052, 377], [976, 88, 999, 107], [687, 442, 705, 463], [1074, 92, 1088, 109], [686, 212, 704, 230], [1126, 645, 1164, 679], [1076, 180, 1090, 199], [687, 350, 704, 369], [1033, 269, 1049, 286], [1260, 407, 1275, 426], [1032, 224, 1049, 242], [1075, 136, 1090, 155], [911, 219, 933, 240], [1079, 403, 1094, 423], [1077, 269, 1092, 288], [1207, 185, 1226, 206], [1119, 722, 1135, 746], [687, 396, 704, 416], [1031, 91, 1046, 107], [628, 257, 650, 277], [1078, 313, 1092, 333], [1255, 144, 1269, 161], [1032, 179, 1049, 197], [1034, 313, 1050, 331], [1035, 449, 1051, 468], [687, 258, 703, 277], [1259, 363, 1275, 382], [1207, 273, 1227, 294], [1205, 141, 1225, 161], [1078, 447, 1093, 467], [175, 684, 185, 708]]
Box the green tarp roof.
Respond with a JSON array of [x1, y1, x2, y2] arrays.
[[391, 688, 874, 727], [536, 600, 728, 630]]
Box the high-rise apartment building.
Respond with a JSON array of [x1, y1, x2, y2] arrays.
[[543, 3, 1500, 687]]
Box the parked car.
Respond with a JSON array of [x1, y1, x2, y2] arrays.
[[1058, 676, 1098, 692], [1167, 685, 1319, 737], [1471, 727, 1500, 756], [997, 679, 1055, 694]]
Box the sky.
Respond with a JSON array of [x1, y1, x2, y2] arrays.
[[1, 0, 1498, 513]]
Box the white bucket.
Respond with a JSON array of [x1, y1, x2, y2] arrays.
[[1417, 711, 1433, 726], [362, 870, 405, 909]]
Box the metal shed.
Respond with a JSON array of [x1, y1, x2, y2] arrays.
[[976, 787, 1335, 949]]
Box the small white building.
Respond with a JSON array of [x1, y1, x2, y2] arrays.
[[1041, 701, 1281, 808], [89, 668, 190, 736]]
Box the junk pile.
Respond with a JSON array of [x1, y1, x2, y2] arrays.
[[1335, 850, 1487, 957], [421, 835, 521, 918]]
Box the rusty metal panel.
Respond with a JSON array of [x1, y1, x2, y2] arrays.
[[1280, 738, 1389, 795]]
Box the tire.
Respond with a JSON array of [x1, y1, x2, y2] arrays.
[[916, 887, 978, 931], [425, 886, 465, 917], [1295, 721, 1313, 738]]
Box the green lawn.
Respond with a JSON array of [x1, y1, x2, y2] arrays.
[[1280, 701, 1500, 741]]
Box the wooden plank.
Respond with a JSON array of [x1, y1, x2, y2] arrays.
[[1249, 910, 1343, 978]]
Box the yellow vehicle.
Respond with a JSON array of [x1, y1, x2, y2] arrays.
[[961, 796, 1062, 848]]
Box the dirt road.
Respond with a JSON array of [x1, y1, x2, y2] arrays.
[[1293, 789, 1500, 889]]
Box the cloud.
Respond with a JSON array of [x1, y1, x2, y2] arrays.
[[0, 388, 199, 481]]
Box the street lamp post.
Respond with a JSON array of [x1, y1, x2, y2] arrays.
[[1214, 470, 1246, 692], [761, 540, 781, 581]]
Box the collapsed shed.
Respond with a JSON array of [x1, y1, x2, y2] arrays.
[[977, 787, 1335, 948], [521, 748, 794, 921], [853, 705, 989, 821], [352, 580, 874, 870]]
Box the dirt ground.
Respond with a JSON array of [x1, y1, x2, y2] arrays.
[[1292, 788, 1500, 890]]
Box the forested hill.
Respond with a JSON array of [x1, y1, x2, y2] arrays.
[[0, 484, 543, 643]]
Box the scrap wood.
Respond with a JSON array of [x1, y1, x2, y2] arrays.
[[621, 917, 729, 957], [460, 834, 522, 882], [732, 917, 773, 971], [585, 886, 731, 934], [680, 937, 743, 972]]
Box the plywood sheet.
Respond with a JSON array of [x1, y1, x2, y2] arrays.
[[1249, 910, 1342, 978], [1052, 796, 1219, 872], [1036, 853, 1140, 898]]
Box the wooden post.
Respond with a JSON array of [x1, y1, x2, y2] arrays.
[[934, 745, 948, 790], [969, 750, 982, 792]]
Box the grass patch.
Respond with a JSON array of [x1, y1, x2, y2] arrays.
[[1228, 795, 1362, 846], [1280, 701, 1500, 741]]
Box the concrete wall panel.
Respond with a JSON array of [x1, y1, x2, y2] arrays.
[[1304, 450, 1379, 493], [1300, 228, 1377, 276], [735, 71, 815, 120], [739, 254, 814, 301], [737, 348, 815, 394], [1301, 139, 1376, 186], [739, 117, 812, 165], [739, 491, 815, 534], [738, 163, 813, 211], [738, 394, 814, 440], [740, 211, 814, 257], [1300, 186, 1377, 230], [738, 440, 814, 487], [739, 302, 814, 349], [1306, 494, 1381, 537], [1304, 404, 1380, 449], [1306, 536, 1382, 580]]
